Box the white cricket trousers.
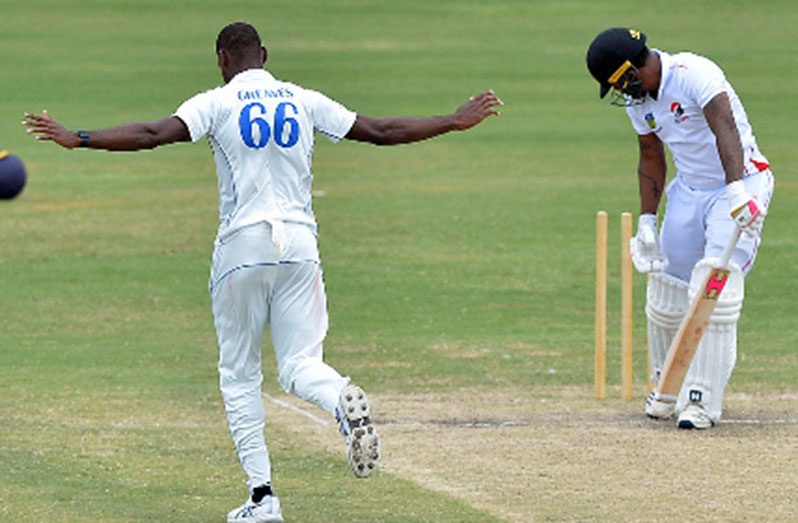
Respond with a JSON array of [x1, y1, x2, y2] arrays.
[[660, 169, 774, 282], [209, 222, 348, 491], [656, 169, 773, 418]]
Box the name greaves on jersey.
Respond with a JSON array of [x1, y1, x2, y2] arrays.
[[237, 87, 295, 101], [173, 69, 357, 251], [626, 50, 769, 190]]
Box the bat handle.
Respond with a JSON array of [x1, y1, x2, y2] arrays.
[[717, 226, 743, 270]]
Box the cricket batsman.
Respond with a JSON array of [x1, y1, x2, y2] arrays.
[[586, 28, 774, 429]]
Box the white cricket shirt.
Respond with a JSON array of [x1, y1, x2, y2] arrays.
[[626, 50, 769, 190], [175, 69, 356, 241]]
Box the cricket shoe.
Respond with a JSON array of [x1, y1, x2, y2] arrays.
[[677, 403, 714, 430], [645, 390, 676, 420], [336, 384, 381, 478], [227, 494, 283, 523]]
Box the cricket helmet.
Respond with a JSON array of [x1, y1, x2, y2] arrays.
[[586, 27, 648, 105]]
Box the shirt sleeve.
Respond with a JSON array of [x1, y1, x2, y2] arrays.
[[304, 89, 357, 143], [684, 55, 727, 109], [626, 105, 653, 135], [174, 89, 218, 143]]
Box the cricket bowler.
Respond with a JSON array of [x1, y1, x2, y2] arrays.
[[24, 22, 502, 522]]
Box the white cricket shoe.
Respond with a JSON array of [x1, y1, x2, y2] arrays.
[[678, 403, 714, 430], [336, 384, 381, 478], [645, 391, 676, 420], [227, 495, 283, 523]]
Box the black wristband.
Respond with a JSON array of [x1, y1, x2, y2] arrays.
[[77, 130, 90, 148]]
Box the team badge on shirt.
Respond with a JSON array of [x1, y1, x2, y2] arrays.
[[645, 113, 657, 129], [670, 102, 689, 123]]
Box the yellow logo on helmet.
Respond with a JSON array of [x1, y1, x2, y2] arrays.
[[629, 29, 641, 40]]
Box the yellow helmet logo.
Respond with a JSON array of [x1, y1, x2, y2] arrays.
[[629, 29, 641, 40]]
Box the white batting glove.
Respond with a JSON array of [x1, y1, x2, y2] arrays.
[[727, 180, 764, 237], [630, 213, 666, 273]]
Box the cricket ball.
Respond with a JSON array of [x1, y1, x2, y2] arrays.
[[0, 150, 27, 200]]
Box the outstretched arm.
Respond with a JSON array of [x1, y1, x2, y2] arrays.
[[23, 110, 191, 151], [345, 90, 502, 145]]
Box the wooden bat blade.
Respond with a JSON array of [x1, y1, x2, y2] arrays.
[[654, 226, 742, 401], [655, 267, 730, 398]]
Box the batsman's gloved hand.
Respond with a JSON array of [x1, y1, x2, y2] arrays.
[[630, 213, 666, 273], [727, 180, 765, 237]]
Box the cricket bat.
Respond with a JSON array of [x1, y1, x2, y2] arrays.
[[654, 226, 743, 401]]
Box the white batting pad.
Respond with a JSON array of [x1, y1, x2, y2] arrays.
[[676, 258, 744, 420], [646, 271, 689, 385]]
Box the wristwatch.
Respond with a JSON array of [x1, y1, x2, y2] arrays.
[[77, 130, 90, 148]]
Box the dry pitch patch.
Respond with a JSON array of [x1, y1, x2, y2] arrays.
[[265, 387, 797, 522]]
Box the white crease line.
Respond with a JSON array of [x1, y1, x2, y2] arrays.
[[263, 393, 330, 427], [723, 419, 796, 425]]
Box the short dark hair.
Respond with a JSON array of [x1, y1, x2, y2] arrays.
[[216, 22, 261, 54]]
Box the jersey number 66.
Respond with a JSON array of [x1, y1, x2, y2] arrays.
[[239, 101, 300, 149]]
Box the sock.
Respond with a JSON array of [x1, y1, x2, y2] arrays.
[[252, 483, 273, 503]]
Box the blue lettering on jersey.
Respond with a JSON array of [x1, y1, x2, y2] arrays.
[[239, 102, 270, 149], [237, 90, 268, 101], [239, 101, 300, 150], [237, 88, 295, 101], [274, 102, 299, 147]]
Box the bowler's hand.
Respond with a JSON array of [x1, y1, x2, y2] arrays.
[[452, 90, 503, 130], [630, 213, 666, 273], [22, 110, 80, 149]]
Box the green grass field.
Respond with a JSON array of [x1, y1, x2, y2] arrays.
[[2, 1, 797, 521]]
